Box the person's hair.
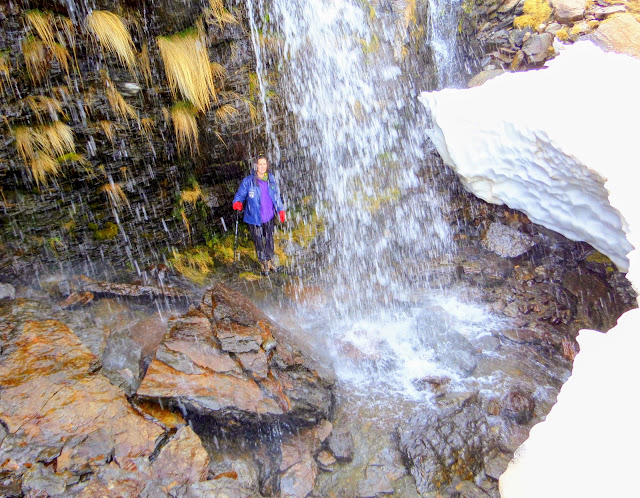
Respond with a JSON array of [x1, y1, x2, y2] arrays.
[[256, 155, 268, 164]]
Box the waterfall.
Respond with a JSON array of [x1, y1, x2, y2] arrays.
[[246, 0, 456, 318], [245, 0, 498, 397]]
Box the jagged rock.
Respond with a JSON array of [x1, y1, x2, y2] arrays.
[[467, 69, 506, 87], [0, 283, 15, 300], [523, 32, 554, 63], [0, 313, 209, 493], [592, 5, 626, 20], [501, 389, 536, 424], [150, 426, 209, 485], [356, 467, 395, 497], [169, 477, 256, 498], [101, 324, 145, 395], [399, 395, 497, 495], [74, 275, 191, 302], [590, 14, 640, 59], [327, 428, 355, 462], [280, 430, 319, 498], [138, 283, 334, 424], [414, 307, 478, 377], [60, 291, 94, 309], [550, 0, 586, 22], [316, 450, 337, 470], [483, 222, 535, 258]]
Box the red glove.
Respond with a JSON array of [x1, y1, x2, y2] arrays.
[[279, 211, 286, 223], [233, 201, 243, 211]]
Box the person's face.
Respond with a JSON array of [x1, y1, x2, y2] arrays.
[[257, 158, 268, 176]]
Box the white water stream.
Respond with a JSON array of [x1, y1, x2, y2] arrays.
[[245, 0, 502, 398]]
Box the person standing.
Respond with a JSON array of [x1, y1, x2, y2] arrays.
[[232, 156, 286, 273]]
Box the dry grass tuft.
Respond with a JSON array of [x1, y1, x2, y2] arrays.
[[51, 42, 70, 74], [180, 183, 204, 206], [30, 152, 60, 185], [39, 121, 75, 157], [15, 126, 39, 162], [86, 10, 137, 74], [139, 43, 153, 86], [205, 0, 238, 29], [171, 101, 199, 155], [23, 95, 64, 122], [169, 247, 213, 285], [106, 84, 138, 122], [22, 36, 50, 83], [514, 0, 552, 29], [25, 10, 56, 47], [157, 26, 217, 112], [100, 181, 129, 211], [214, 103, 238, 124], [99, 120, 117, 144], [0, 52, 12, 96]]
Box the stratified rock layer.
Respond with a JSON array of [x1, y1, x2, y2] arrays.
[[137, 282, 334, 424]]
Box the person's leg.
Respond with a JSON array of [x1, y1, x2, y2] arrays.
[[248, 223, 267, 262], [263, 217, 275, 263]]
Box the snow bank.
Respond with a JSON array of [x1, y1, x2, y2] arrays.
[[420, 41, 640, 496]]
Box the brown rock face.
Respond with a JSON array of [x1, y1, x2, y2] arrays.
[[0, 313, 210, 494], [137, 283, 334, 424], [591, 14, 640, 59]]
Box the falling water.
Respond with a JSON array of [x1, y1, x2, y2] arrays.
[[246, 0, 454, 317], [246, 0, 497, 396]]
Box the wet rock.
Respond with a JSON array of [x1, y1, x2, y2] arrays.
[[316, 450, 337, 470], [60, 291, 94, 309], [414, 308, 478, 377], [483, 222, 535, 257], [74, 275, 191, 302], [138, 284, 334, 424], [501, 389, 536, 424], [21, 463, 75, 496], [101, 324, 144, 395], [132, 400, 186, 430], [151, 426, 209, 485], [170, 477, 256, 498], [280, 430, 319, 498], [0, 283, 15, 300], [327, 427, 355, 462], [485, 451, 514, 480], [399, 396, 496, 494], [356, 466, 395, 497], [590, 14, 640, 59], [474, 334, 501, 353], [550, 0, 586, 23], [0, 317, 210, 490], [592, 5, 626, 20], [501, 327, 544, 344]]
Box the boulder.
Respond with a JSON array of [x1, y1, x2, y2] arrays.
[[550, 0, 586, 23], [327, 427, 355, 462], [590, 14, 640, 59], [137, 283, 334, 424], [483, 222, 535, 258], [399, 395, 498, 494], [522, 33, 554, 63], [0, 311, 210, 493], [501, 389, 536, 424], [0, 283, 15, 300]]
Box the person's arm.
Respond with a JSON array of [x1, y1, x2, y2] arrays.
[[233, 177, 250, 209]]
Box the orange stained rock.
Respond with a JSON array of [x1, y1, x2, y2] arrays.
[[164, 339, 241, 374], [137, 360, 283, 415]]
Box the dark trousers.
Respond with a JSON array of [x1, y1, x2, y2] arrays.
[[248, 217, 275, 262]]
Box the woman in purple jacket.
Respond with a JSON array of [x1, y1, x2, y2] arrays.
[[232, 156, 286, 273]]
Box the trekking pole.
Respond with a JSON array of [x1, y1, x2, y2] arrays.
[[232, 210, 239, 273]]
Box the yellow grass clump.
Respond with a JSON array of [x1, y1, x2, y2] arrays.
[[157, 26, 217, 112], [100, 182, 129, 211], [106, 84, 138, 122], [25, 10, 56, 47], [139, 43, 153, 86], [169, 247, 213, 285], [514, 0, 552, 29], [205, 0, 238, 29], [214, 103, 238, 124], [99, 120, 117, 144], [22, 36, 50, 84], [180, 183, 204, 206], [29, 152, 60, 186], [86, 10, 137, 74], [23, 95, 64, 122], [171, 101, 199, 155], [0, 52, 12, 96]]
